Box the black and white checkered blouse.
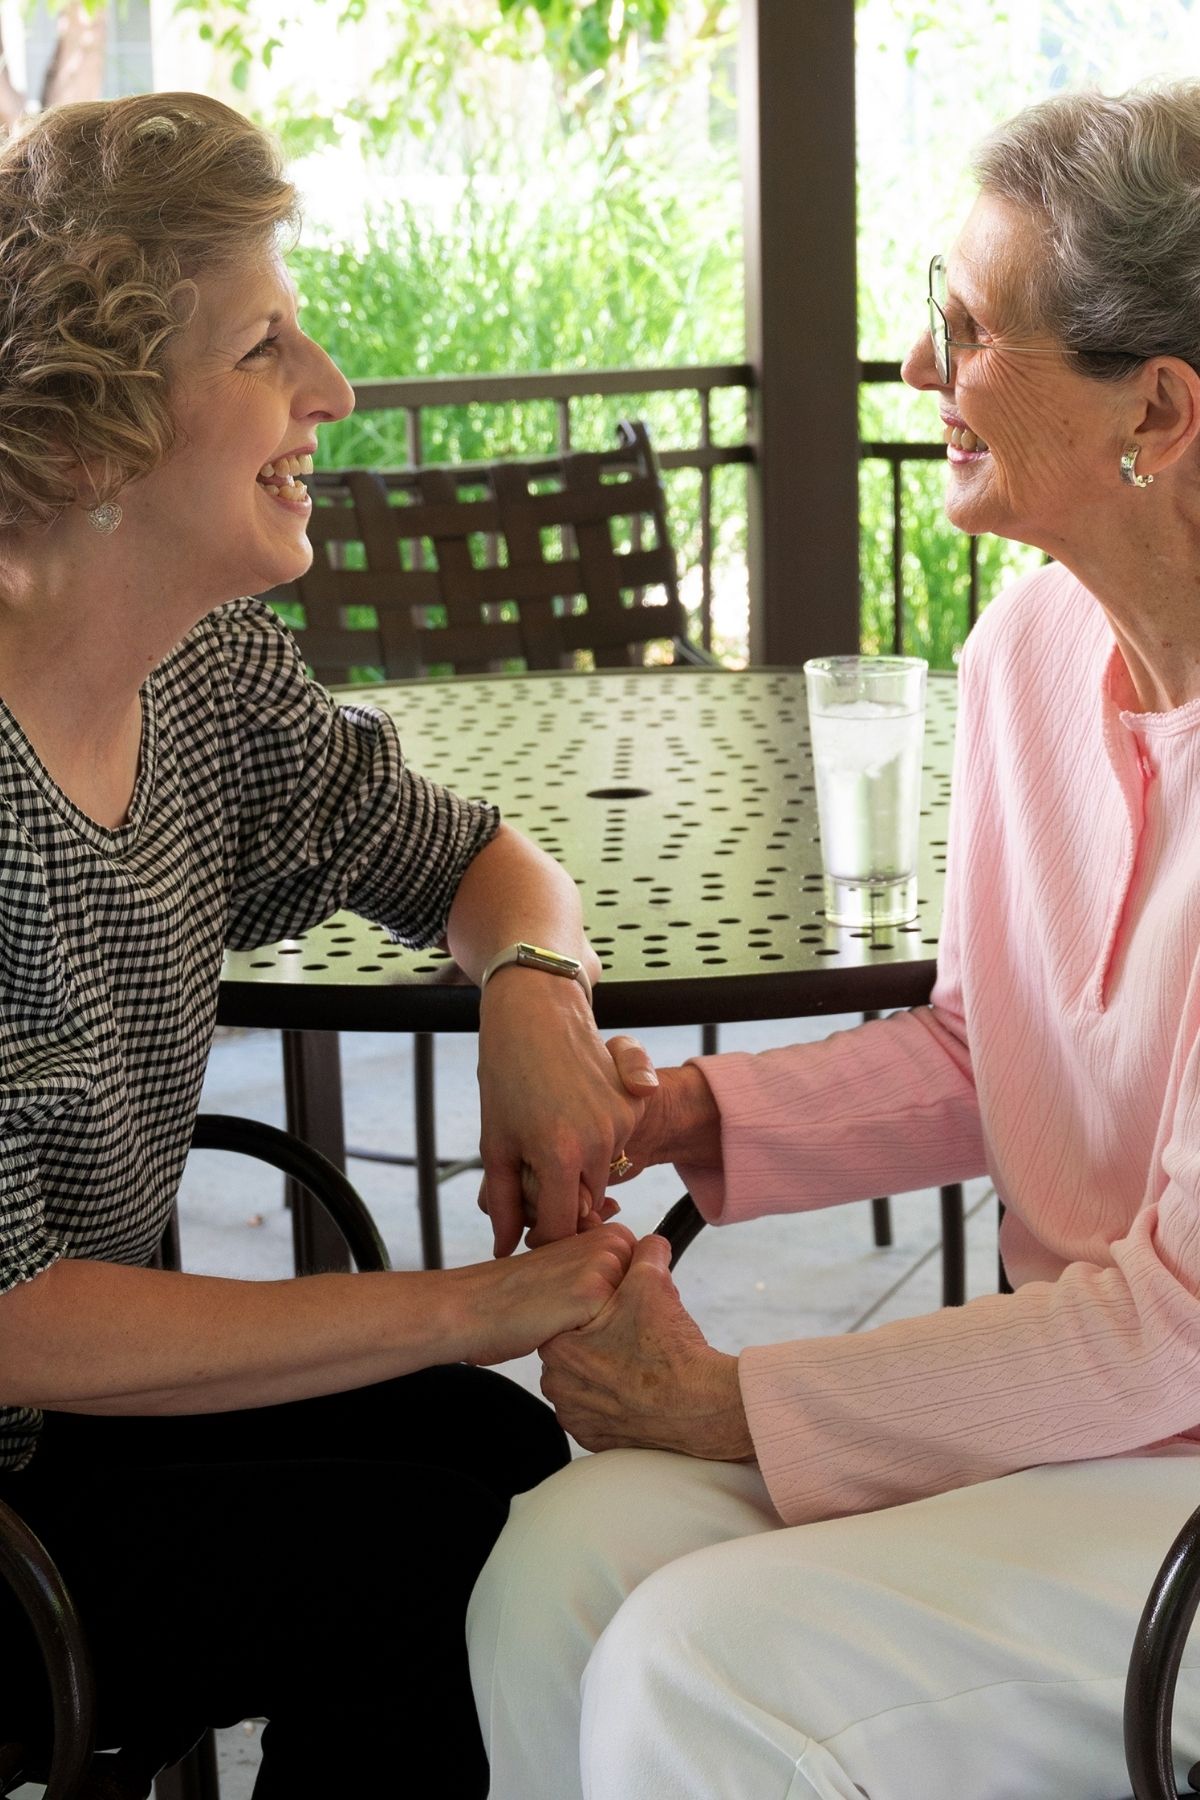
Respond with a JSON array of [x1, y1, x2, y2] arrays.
[[0, 598, 499, 1471]]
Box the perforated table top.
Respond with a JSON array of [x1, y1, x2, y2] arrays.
[[218, 666, 957, 1033]]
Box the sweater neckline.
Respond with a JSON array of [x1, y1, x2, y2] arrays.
[[1102, 641, 1200, 738], [0, 677, 158, 850]]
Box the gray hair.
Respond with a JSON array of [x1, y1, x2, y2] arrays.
[[972, 81, 1200, 380]]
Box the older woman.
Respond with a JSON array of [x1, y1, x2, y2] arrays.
[[0, 93, 644, 1796], [469, 80, 1200, 1800]]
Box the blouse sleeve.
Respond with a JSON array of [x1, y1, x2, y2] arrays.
[[738, 1045, 1200, 1526], [0, 804, 75, 1294], [214, 601, 501, 951]]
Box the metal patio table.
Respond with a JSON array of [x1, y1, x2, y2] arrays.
[[216, 665, 957, 1266]]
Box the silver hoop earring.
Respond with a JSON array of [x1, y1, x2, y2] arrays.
[[1120, 447, 1154, 489], [87, 500, 123, 534]]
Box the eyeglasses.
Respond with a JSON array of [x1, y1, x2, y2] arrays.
[[926, 254, 1077, 385]]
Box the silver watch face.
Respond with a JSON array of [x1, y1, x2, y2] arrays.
[[516, 943, 582, 977]]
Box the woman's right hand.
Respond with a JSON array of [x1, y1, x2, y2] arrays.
[[602, 1038, 723, 1178], [456, 1222, 637, 1367]]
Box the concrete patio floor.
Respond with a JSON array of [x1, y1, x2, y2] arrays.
[[178, 1010, 997, 1797], [17, 1013, 996, 1798]]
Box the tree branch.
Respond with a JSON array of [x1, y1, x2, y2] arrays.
[[42, 1, 107, 111], [0, 24, 28, 133]]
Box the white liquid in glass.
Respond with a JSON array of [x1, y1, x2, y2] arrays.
[[810, 699, 924, 885]]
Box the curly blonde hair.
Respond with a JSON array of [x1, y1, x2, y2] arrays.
[[0, 91, 298, 528]]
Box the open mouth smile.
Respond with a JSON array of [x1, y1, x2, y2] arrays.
[[942, 417, 990, 463], [256, 452, 314, 507]]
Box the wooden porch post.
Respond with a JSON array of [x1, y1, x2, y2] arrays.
[[741, 0, 859, 664]]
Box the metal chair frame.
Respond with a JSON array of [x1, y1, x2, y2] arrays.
[[266, 419, 709, 683], [0, 1499, 95, 1798], [0, 1116, 389, 1800]]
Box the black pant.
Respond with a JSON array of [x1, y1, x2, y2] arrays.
[[0, 1365, 569, 1796]]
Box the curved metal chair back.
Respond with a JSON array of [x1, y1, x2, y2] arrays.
[[0, 1496, 96, 1799], [1, 1120, 388, 1800], [188, 1114, 391, 1274], [259, 419, 697, 683], [654, 1193, 707, 1269], [1125, 1499, 1200, 1800]]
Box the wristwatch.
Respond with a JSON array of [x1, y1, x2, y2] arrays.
[[480, 941, 593, 1006]]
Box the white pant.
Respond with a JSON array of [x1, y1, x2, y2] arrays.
[[467, 1442, 1200, 1800]]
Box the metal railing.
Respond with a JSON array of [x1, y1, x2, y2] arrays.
[[348, 364, 756, 655], [859, 360, 981, 655], [340, 359, 981, 662]]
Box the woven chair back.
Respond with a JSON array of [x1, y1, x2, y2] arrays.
[[259, 419, 688, 683]]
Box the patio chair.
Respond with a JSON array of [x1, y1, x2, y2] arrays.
[[277, 418, 710, 681], [257, 418, 719, 1271], [0, 1117, 389, 1800], [654, 1194, 1200, 1800]]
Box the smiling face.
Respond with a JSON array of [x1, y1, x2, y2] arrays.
[[902, 192, 1129, 557], [119, 248, 355, 605]]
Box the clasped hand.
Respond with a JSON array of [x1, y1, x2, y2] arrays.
[[476, 1008, 751, 1460], [538, 1231, 755, 1462], [475, 977, 660, 1254]]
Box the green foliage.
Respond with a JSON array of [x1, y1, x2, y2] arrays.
[[496, 0, 673, 78], [854, 0, 1200, 666], [288, 143, 746, 655], [164, 0, 748, 652], [173, 0, 282, 95]]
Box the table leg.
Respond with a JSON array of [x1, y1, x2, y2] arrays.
[[281, 1030, 352, 1274], [940, 1183, 966, 1307], [413, 1032, 444, 1271]]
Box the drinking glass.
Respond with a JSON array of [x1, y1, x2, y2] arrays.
[[803, 655, 928, 928]]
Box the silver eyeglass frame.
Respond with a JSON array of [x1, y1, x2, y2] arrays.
[[926, 254, 1109, 385], [928, 255, 1072, 385]]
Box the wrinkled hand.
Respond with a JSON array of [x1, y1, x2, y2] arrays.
[[539, 1234, 755, 1461], [602, 1038, 724, 1181], [459, 1221, 637, 1367], [476, 981, 658, 1256]]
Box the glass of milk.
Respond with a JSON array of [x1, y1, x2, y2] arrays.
[[803, 655, 928, 928]]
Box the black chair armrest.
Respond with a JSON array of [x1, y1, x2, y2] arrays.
[[1125, 1498, 1200, 1799], [653, 1194, 707, 1270], [190, 1115, 391, 1274], [0, 1496, 96, 1799]]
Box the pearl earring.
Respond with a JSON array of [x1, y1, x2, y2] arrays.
[[1119, 447, 1154, 489], [87, 500, 123, 534]]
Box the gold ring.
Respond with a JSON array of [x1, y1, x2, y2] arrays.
[[608, 1154, 634, 1180]]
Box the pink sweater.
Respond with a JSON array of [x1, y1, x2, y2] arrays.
[[679, 564, 1200, 1527]]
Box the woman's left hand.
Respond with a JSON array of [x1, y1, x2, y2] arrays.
[[538, 1233, 756, 1461], [476, 975, 654, 1255]]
